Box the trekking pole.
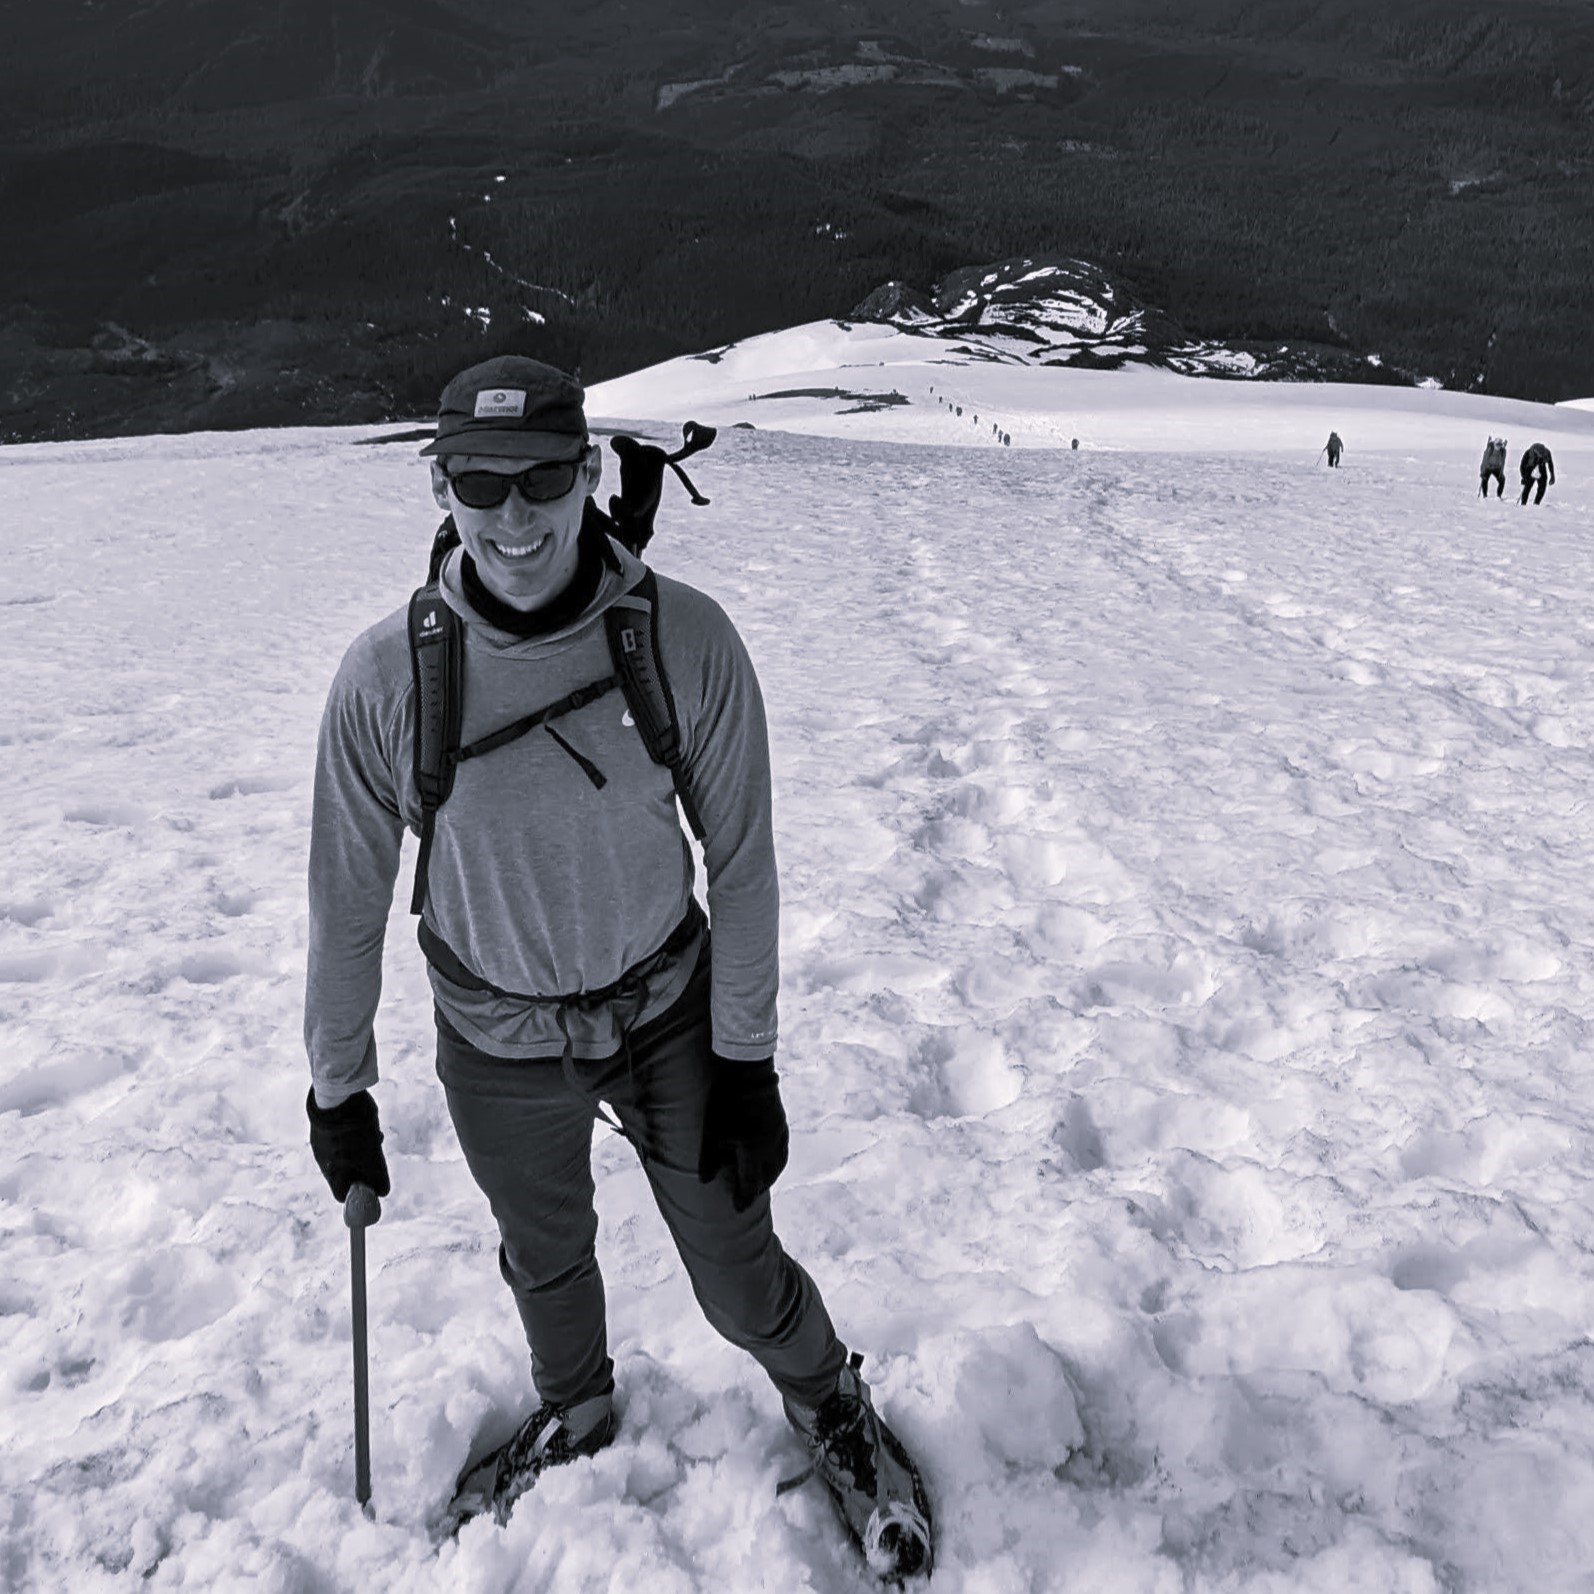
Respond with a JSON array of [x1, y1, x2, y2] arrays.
[[344, 1182, 382, 1514]]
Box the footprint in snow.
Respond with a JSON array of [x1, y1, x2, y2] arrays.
[[169, 950, 257, 985], [907, 1027, 1024, 1119], [0, 899, 54, 927], [64, 802, 146, 827], [207, 776, 294, 800], [111, 1247, 239, 1343], [0, 1047, 135, 1117]]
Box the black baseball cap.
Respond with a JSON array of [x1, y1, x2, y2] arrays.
[[420, 355, 589, 460]]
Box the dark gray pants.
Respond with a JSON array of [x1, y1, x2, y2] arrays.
[[436, 946, 845, 1412]]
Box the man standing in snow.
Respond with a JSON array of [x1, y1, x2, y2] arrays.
[[1479, 437, 1507, 498], [1519, 442, 1555, 505], [1325, 431, 1343, 467], [301, 355, 932, 1578]]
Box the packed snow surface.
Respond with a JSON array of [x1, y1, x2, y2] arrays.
[[5, 339, 1594, 1593]]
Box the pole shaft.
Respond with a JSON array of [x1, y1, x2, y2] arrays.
[[351, 1222, 371, 1507]]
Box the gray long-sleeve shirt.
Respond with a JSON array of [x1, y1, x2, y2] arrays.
[[304, 538, 779, 1107]]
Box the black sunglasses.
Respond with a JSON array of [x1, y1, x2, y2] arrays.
[[444, 456, 584, 509]]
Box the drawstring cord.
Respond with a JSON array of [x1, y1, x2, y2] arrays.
[[555, 980, 649, 1161]]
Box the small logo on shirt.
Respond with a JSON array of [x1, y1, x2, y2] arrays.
[[621, 709, 635, 727], [474, 388, 526, 418]]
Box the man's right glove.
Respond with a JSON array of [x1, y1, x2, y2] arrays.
[[306, 1087, 391, 1203]]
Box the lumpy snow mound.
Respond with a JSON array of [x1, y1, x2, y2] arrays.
[[3, 360, 1594, 1592]]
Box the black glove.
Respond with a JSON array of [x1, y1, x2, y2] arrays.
[[306, 1087, 392, 1203], [698, 1055, 789, 1213]]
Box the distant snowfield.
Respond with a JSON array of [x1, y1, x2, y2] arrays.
[[591, 318, 1594, 459], [4, 334, 1594, 1594]]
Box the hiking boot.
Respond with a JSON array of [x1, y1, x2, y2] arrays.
[[781, 1353, 934, 1583], [446, 1392, 616, 1532]]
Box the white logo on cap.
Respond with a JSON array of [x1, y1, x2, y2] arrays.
[[474, 388, 527, 419]]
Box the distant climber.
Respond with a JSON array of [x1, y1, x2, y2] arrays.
[[1479, 437, 1507, 498], [1519, 442, 1555, 505], [1324, 432, 1343, 467]]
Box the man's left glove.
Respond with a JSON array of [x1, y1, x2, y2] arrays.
[[306, 1087, 392, 1203], [698, 1056, 789, 1213]]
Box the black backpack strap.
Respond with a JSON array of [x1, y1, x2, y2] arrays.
[[408, 584, 464, 914], [457, 675, 620, 763], [418, 897, 704, 1006], [427, 514, 461, 583], [605, 568, 707, 841]]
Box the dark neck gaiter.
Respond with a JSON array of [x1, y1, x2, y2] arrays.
[[460, 514, 607, 638]]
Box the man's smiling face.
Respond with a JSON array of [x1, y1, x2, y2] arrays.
[[431, 446, 601, 612]]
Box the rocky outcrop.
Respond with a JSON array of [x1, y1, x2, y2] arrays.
[[851, 255, 1403, 384]]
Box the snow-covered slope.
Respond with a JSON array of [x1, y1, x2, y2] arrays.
[[4, 353, 1594, 1593], [590, 316, 1594, 462]]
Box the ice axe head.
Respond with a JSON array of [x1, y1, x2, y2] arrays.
[[344, 1183, 382, 1230]]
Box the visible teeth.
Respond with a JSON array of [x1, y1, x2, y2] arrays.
[[493, 535, 548, 558]]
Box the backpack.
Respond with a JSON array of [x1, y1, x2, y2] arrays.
[[407, 422, 716, 919]]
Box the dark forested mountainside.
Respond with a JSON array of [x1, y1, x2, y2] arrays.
[[1, 0, 1590, 442]]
